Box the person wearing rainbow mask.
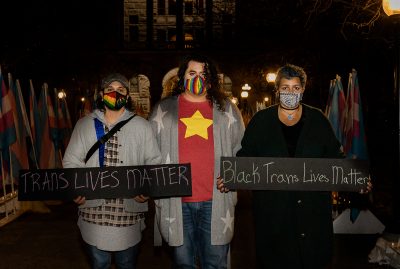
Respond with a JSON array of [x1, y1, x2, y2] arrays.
[[149, 54, 245, 268], [63, 73, 161, 269]]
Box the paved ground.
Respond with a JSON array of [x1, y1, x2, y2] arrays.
[[0, 191, 392, 269]]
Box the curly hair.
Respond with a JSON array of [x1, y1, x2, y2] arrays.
[[172, 54, 226, 111], [275, 64, 307, 90]]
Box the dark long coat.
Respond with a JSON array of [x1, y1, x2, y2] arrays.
[[237, 104, 344, 269]]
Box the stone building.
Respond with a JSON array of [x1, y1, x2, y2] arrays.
[[123, 0, 236, 49]]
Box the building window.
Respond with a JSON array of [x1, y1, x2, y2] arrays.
[[158, 0, 166, 15], [167, 28, 177, 41], [129, 15, 139, 24], [195, 28, 204, 42], [222, 14, 232, 24], [185, 1, 193, 15], [157, 29, 167, 41], [168, 0, 176, 15], [196, 0, 204, 15], [129, 25, 139, 42]]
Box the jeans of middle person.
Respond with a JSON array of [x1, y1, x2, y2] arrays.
[[172, 200, 229, 269], [85, 243, 139, 269]]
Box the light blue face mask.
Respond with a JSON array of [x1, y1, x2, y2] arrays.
[[279, 91, 303, 109]]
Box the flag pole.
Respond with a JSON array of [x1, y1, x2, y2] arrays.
[[0, 153, 9, 218], [7, 148, 16, 214], [29, 80, 39, 169], [7, 74, 16, 215]]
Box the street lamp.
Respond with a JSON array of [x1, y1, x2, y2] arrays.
[[241, 83, 251, 91], [58, 90, 66, 99], [266, 72, 277, 83], [264, 96, 269, 106], [382, 0, 400, 16], [266, 72, 277, 104]]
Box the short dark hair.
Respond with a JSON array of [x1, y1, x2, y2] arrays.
[[275, 64, 307, 90], [172, 54, 226, 111]]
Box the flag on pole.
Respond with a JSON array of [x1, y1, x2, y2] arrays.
[[28, 80, 40, 168], [343, 69, 369, 223], [8, 75, 30, 183], [37, 83, 57, 169], [59, 90, 73, 149], [0, 68, 16, 150], [343, 69, 368, 160], [0, 67, 16, 188], [325, 79, 335, 116], [326, 75, 347, 145]]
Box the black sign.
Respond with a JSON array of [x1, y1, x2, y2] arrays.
[[221, 157, 369, 191], [18, 163, 192, 200]]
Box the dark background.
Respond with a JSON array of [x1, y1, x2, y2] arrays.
[[0, 0, 399, 229]]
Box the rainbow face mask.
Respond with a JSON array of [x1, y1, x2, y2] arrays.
[[103, 91, 127, 110], [184, 76, 206, 95]]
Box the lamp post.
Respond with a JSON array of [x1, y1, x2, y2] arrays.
[[58, 90, 66, 99], [241, 83, 251, 112], [264, 96, 270, 107], [266, 72, 277, 104], [382, 0, 400, 226], [241, 83, 251, 91], [240, 89, 250, 124]]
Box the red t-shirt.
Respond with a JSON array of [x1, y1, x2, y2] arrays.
[[178, 95, 214, 202]]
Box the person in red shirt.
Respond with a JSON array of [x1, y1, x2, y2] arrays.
[[150, 54, 245, 268]]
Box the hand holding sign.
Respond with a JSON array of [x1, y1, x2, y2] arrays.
[[217, 176, 229, 193]]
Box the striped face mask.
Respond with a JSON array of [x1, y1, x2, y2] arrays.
[[184, 76, 206, 95], [279, 91, 303, 109]]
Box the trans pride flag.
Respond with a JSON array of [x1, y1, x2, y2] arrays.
[[343, 69, 368, 160], [326, 75, 346, 145], [37, 83, 57, 168], [0, 67, 16, 187], [8, 75, 30, 183]]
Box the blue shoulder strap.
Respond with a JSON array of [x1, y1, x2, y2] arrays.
[[94, 118, 105, 167]]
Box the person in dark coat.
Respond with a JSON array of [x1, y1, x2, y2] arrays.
[[236, 64, 343, 269]]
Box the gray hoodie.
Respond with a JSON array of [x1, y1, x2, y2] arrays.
[[63, 109, 161, 251]]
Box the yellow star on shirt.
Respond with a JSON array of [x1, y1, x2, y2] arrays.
[[180, 110, 213, 139]]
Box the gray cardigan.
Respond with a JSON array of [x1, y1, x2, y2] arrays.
[[149, 96, 245, 246], [63, 109, 161, 251]]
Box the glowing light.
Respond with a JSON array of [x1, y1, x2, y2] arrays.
[[266, 73, 277, 83], [241, 83, 251, 91], [241, 91, 249, 98], [58, 91, 66, 99], [382, 0, 400, 16]]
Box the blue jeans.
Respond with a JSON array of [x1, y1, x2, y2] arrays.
[[173, 200, 229, 269], [85, 243, 139, 269]]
